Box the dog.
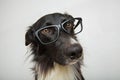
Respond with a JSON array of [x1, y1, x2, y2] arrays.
[[25, 13, 84, 80]]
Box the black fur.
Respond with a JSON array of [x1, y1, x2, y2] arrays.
[[25, 13, 84, 80]]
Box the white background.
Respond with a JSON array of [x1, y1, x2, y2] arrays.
[[0, 0, 120, 80]]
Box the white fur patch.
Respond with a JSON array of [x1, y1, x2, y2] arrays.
[[37, 63, 81, 80], [70, 38, 78, 45]]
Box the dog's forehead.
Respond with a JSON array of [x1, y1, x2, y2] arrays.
[[34, 13, 74, 30], [44, 13, 73, 25]]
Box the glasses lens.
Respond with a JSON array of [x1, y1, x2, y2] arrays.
[[37, 26, 58, 44], [63, 18, 82, 34]]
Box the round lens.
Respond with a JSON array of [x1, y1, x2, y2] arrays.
[[37, 26, 59, 44]]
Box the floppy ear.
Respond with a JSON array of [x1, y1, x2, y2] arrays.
[[25, 28, 34, 46]]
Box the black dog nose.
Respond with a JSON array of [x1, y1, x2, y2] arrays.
[[67, 44, 83, 60]]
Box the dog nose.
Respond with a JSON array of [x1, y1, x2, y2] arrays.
[[67, 44, 83, 60]]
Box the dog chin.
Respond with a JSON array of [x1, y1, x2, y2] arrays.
[[65, 55, 83, 65], [65, 59, 80, 65], [56, 58, 79, 66]]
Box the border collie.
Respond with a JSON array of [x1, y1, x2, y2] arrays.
[[25, 13, 84, 80]]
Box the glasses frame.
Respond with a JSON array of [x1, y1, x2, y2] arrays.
[[35, 17, 83, 45]]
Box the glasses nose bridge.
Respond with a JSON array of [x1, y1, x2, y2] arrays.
[[57, 24, 63, 32]]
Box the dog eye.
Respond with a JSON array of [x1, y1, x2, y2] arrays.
[[66, 23, 73, 28], [40, 27, 56, 36], [64, 22, 74, 31], [41, 29, 51, 34]]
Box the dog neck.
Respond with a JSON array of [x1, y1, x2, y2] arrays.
[[35, 62, 83, 80]]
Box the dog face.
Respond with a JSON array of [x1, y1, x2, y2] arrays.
[[25, 13, 83, 65]]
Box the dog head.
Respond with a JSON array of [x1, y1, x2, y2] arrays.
[[25, 13, 83, 65]]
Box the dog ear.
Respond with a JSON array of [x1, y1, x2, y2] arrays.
[[25, 28, 34, 46]]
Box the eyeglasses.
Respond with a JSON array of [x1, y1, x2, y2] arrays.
[[35, 18, 83, 45]]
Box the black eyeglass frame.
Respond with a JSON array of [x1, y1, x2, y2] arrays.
[[35, 17, 83, 45]]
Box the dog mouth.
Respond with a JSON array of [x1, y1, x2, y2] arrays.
[[65, 55, 83, 65], [55, 52, 83, 66], [54, 54, 81, 66]]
